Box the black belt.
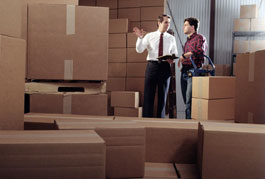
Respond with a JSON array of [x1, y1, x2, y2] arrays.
[[148, 60, 159, 63]]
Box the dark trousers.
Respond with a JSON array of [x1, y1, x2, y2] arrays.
[[180, 71, 192, 119], [143, 61, 171, 118]]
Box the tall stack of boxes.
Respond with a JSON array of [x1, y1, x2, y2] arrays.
[[191, 77, 236, 121], [26, 2, 109, 116]]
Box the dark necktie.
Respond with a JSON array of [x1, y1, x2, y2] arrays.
[[158, 33, 163, 56]]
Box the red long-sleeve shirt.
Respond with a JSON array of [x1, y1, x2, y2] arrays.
[[182, 32, 208, 69]]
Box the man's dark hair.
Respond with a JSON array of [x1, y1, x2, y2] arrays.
[[184, 17, 200, 32], [158, 14, 171, 23]]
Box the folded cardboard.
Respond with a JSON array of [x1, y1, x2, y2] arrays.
[[141, 7, 164, 21], [109, 48, 127, 63], [126, 77, 145, 93], [192, 76, 235, 99], [0, 0, 78, 40], [108, 63, 127, 77], [114, 107, 143, 117], [27, 4, 108, 80], [109, 33, 127, 48], [56, 120, 145, 178], [107, 77, 126, 91], [109, 19, 129, 33], [240, 4, 258, 19], [118, 8, 141, 21], [127, 63, 147, 77], [0, 130, 106, 179], [30, 93, 108, 116], [127, 47, 147, 62], [0, 35, 26, 130], [111, 91, 139, 108], [198, 122, 265, 179]]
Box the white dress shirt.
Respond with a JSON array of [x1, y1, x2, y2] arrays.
[[136, 30, 178, 61]]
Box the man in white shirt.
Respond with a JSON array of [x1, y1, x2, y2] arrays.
[[133, 14, 178, 118]]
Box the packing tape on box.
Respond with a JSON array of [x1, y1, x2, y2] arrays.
[[63, 94, 72, 114], [64, 60, 73, 80], [66, 5, 75, 35], [247, 112, 254, 123], [248, 53, 255, 82]]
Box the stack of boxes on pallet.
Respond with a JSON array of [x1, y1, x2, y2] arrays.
[[25, 2, 109, 116], [235, 50, 265, 124], [191, 76, 236, 121]]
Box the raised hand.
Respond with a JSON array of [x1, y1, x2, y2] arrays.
[[133, 27, 144, 38]]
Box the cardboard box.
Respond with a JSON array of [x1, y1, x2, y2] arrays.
[[127, 32, 138, 47], [233, 19, 250, 31], [127, 47, 147, 62], [109, 19, 128, 33], [127, 62, 147, 77], [96, 0, 117, 9], [192, 76, 236, 99], [79, 0, 96, 6], [109, 33, 127, 48], [141, 21, 158, 32], [107, 77, 126, 91], [30, 93, 108, 116], [27, 4, 108, 80], [115, 107, 143, 117], [118, 8, 141, 21], [0, 130, 106, 179], [233, 40, 249, 54], [109, 48, 126, 63], [240, 4, 258, 19], [233, 62, 236, 76], [250, 40, 265, 52], [198, 122, 265, 179], [251, 18, 265, 31], [56, 120, 145, 178], [212, 64, 231, 76], [144, 163, 178, 178], [235, 51, 265, 124], [108, 63, 126, 77], [126, 77, 145, 93], [111, 91, 139, 108], [0, 0, 78, 40], [192, 98, 235, 120], [141, 0, 165, 7], [118, 0, 141, 8], [175, 164, 200, 179], [109, 9, 118, 19], [141, 7, 164, 21], [0, 35, 26, 130]]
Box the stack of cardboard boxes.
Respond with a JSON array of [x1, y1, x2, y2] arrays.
[[24, 2, 110, 116], [191, 76, 236, 121]]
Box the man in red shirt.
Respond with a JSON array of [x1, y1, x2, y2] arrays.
[[178, 17, 208, 119]]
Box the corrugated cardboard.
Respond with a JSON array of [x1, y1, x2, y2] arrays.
[[30, 93, 108, 116], [107, 77, 126, 91], [235, 51, 265, 124], [0, 0, 78, 40], [126, 77, 145, 93], [0, 35, 26, 130], [111, 91, 139, 108], [109, 48, 126, 63], [233, 18, 250, 31], [109, 33, 127, 48], [127, 63, 147, 77], [0, 130, 106, 179], [110, 9, 118, 19], [141, 0, 166, 7], [175, 164, 199, 179], [198, 122, 265, 179], [251, 18, 265, 31], [141, 7, 164, 21], [233, 40, 249, 54], [108, 63, 126, 77], [114, 107, 143, 117], [56, 120, 145, 178], [127, 32, 138, 47], [192, 76, 235, 99], [240, 4, 258, 19], [127, 47, 147, 62], [118, 0, 141, 8], [144, 163, 178, 178], [141, 21, 158, 32], [118, 8, 141, 21], [27, 4, 108, 80], [192, 98, 235, 120], [250, 40, 265, 52], [109, 19, 129, 33], [96, 0, 117, 9]]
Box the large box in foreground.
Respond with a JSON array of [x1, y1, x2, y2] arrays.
[[27, 4, 108, 80], [0, 35, 26, 130]]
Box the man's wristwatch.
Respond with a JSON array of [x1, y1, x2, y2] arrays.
[[182, 54, 186, 59]]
